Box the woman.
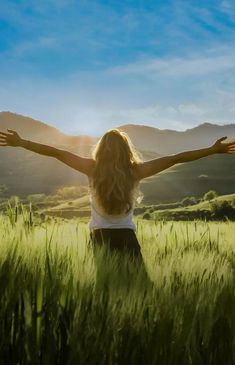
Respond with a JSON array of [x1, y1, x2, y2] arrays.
[[0, 127, 235, 265]]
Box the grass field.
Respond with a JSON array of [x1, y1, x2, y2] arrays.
[[0, 206, 235, 364]]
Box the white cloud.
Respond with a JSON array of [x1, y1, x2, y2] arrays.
[[1, 42, 235, 135], [1, 75, 235, 135], [107, 46, 235, 78]]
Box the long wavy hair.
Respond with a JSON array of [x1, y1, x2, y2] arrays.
[[90, 129, 143, 215]]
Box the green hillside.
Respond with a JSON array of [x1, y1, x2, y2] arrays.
[[141, 153, 235, 204], [43, 195, 91, 219], [145, 192, 235, 221], [31, 191, 235, 221]]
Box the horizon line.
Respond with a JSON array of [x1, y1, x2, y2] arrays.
[[1, 110, 235, 138]]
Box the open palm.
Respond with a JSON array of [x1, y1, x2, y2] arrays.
[[0, 129, 22, 147], [212, 136, 235, 154]]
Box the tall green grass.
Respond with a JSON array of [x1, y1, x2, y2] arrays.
[[0, 205, 235, 364]]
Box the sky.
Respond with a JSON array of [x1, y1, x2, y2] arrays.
[[0, 0, 235, 136]]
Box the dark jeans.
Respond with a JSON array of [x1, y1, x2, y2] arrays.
[[90, 228, 143, 261], [89, 228, 153, 288]]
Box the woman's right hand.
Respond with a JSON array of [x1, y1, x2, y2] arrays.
[[0, 129, 23, 147]]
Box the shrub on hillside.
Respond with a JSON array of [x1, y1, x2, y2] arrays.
[[210, 200, 235, 219], [181, 196, 197, 207], [134, 207, 148, 215], [143, 212, 151, 220], [203, 190, 218, 201]]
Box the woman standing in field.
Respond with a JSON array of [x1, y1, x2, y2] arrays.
[[0, 127, 235, 269]]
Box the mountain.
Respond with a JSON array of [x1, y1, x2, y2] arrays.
[[119, 122, 235, 154], [0, 111, 96, 149], [118, 122, 235, 203], [0, 112, 96, 196], [0, 111, 235, 202]]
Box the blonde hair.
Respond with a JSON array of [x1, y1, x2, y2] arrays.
[[90, 129, 143, 215]]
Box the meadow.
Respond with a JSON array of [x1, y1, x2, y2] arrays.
[[0, 204, 235, 365]]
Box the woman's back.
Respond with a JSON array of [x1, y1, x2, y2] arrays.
[[89, 181, 136, 230], [89, 129, 141, 217]]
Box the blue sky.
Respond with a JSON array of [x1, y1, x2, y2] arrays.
[[0, 0, 235, 135]]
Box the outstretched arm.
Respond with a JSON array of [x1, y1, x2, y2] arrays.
[[135, 136, 235, 180], [0, 128, 94, 176]]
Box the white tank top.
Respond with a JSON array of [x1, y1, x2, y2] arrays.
[[88, 183, 136, 231]]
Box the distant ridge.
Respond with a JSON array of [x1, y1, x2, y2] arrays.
[[1, 111, 234, 153], [0, 111, 235, 201], [119, 121, 235, 154], [0, 111, 97, 196], [0, 111, 96, 149]]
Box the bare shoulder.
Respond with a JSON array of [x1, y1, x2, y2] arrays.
[[85, 158, 96, 176], [132, 162, 144, 181]]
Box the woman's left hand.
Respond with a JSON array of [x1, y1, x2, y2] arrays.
[[211, 136, 235, 154]]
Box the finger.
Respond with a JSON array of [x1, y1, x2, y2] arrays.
[[7, 128, 15, 134], [217, 136, 227, 142], [0, 142, 7, 146], [0, 132, 9, 136]]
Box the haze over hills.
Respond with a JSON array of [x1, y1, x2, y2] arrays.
[[1, 111, 235, 155], [0, 112, 96, 196], [119, 122, 235, 154], [0, 111, 235, 202], [0, 111, 96, 150]]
